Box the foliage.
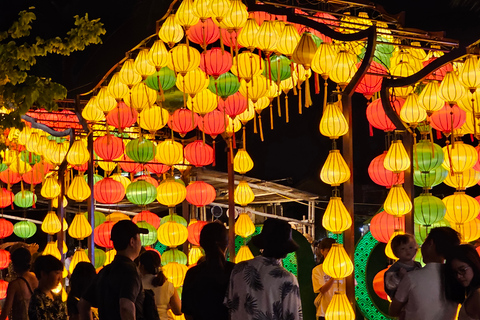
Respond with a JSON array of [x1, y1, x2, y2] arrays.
[[0, 9, 106, 131]]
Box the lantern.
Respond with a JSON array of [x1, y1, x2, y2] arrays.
[[0, 188, 14, 208], [292, 32, 317, 70], [368, 152, 404, 188], [69, 213, 92, 240], [234, 181, 255, 206], [157, 179, 187, 208], [390, 61, 415, 97], [366, 97, 404, 132], [238, 76, 268, 103], [400, 93, 427, 125], [82, 97, 105, 123], [132, 210, 161, 229], [320, 150, 351, 186], [134, 175, 159, 188], [67, 175, 91, 202], [40, 175, 61, 200], [188, 19, 219, 49], [163, 262, 188, 287], [438, 71, 466, 105], [414, 140, 444, 172], [124, 83, 157, 111], [66, 139, 89, 167], [443, 192, 479, 224], [319, 102, 349, 139], [41, 211, 62, 235], [429, 104, 466, 134], [0, 218, 14, 239], [0, 169, 22, 185], [94, 221, 115, 249], [188, 246, 204, 265], [156, 140, 183, 166], [453, 219, 480, 243], [104, 249, 117, 266], [217, 91, 247, 118], [0, 280, 7, 299], [236, 245, 254, 263], [118, 154, 142, 174], [107, 72, 129, 101], [159, 15, 184, 47], [418, 80, 444, 115], [43, 242, 61, 260], [139, 105, 170, 134], [93, 135, 125, 161], [93, 178, 125, 204], [136, 221, 157, 246], [125, 138, 155, 163], [323, 244, 353, 279], [231, 52, 263, 82], [186, 181, 216, 207], [444, 169, 480, 190], [187, 220, 208, 246], [237, 18, 259, 50], [355, 61, 388, 99], [384, 140, 410, 173], [235, 213, 255, 238], [69, 249, 90, 274], [145, 161, 170, 175], [168, 108, 199, 137], [233, 149, 254, 174], [384, 184, 412, 217], [184, 140, 214, 167], [198, 109, 226, 138], [167, 45, 201, 76], [188, 89, 218, 116], [322, 197, 352, 234], [85, 248, 107, 269], [330, 48, 358, 88], [0, 250, 10, 269], [370, 210, 405, 243], [162, 248, 187, 265], [126, 180, 157, 205], [385, 230, 405, 260], [83, 211, 106, 228], [200, 48, 232, 79], [414, 193, 446, 226], [96, 86, 118, 114], [325, 292, 355, 320], [207, 72, 240, 100], [111, 173, 131, 190], [13, 220, 36, 239], [161, 214, 188, 227], [414, 219, 451, 246], [14, 191, 37, 208], [134, 48, 156, 78], [276, 24, 300, 58], [106, 102, 138, 130], [157, 221, 188, 247], [442, 141, 478, 173], [414, 167, 448, 189]]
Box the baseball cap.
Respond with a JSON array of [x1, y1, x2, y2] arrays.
[[111, 220, 148, 249]]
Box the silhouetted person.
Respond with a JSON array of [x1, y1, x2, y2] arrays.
[[67, 262, 97, 320]]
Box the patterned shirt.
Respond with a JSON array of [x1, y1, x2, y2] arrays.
[[225, 256, 303, 320], [28, 288, 67, 320]]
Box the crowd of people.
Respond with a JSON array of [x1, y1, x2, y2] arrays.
[[2, 221, 480, 320]]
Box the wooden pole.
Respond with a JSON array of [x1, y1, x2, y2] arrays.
[[227, 137, 236, 262]]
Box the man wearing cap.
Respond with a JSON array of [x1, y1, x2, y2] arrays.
[[225, 218, 303, 320], [79, 220, 149, 320]]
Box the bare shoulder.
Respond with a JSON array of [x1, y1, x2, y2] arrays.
[[465, 288, 480, 317]]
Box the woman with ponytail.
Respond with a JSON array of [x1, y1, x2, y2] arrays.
[[138, 251, 181, 320], [182, 222, 235, 320]]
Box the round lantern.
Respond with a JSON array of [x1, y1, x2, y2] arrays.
[[188, 89, 218, 116], [384, 184, 412, 217], [161, 214, 188, 227], [438, 71, 466, 105], [97, 159, 117, 173], [188, 19, 220, 49], [323, 243, 353, 279], [125, 138, 155, 163], [156, 179, 187, 208], [106, 102, 138, 130], [325, 292, 355, 320], [156, 140, 184, 166], [69, 249, 90, 274], [145, 67, 177, 92], [184, 140, 214, 167], [0, 188, 14, 208], [162, 248, 187, 265], [319, 102, 349, 139], [118, 154, 142, 174], [139, 105, 170, 134], [207, 71, 241, 101], [385, 230, 404, 260], [234, 181, 255, 206], [41, 175, 61, 199], [14, 191, 37, 208], [43, 242, 61, 260], [82, 211, 106, 228], [126, 180, 157, 205], [414, 193, 446, 226], [320, 150, 351, 186], [136, 221, 157, 246], [157, 221, 188, 247], [235, 213, 255, 238], [187, 220, 208, 246], [111, 173, 131, 190], [186, 181, 216, 207], [104, 249, 117, 266], [429, 104, 466, 134], [66, 139, 89, 166], [370, 210, 405, 243], [414, 167, 448, 189], [452, 218, 480, 243], [384, 140, 410, 173], [0, 218, 14, 239], [85, 248, 107, 269], [167, 44, 201, 76], [69, 213, 92, 240], [0, 280, 8, 299], [94, 178, 125, 204], [418, 80, 444, 114], [414, 140, 444, 172], [67, 175, 91, 202], [158, 15, 184, 47], [444, 168, 480, 190], [107, 72, 129, 101], [400, 93, 427, 125], [134, 175, 159, 188], [355, 61, 388, 99], [415, 219, 451, 245], [322, 197, 352, 234], [133, 211, 160, 229], [366, 97, 404, 132], [200, 48, 231, 79], [94, 221, 115, 249], [82, 97, 105, 123], [145, 161, 170, 176], [41, 211, 62, 235], [198, 109, 226, 138], [188, 246, 204, 265], [0, 169, 22, 185], [442, 142, 478, 173], [168, 108, 199, 137], [93, 135, 125, 161], [13, 220, 36, 239], [330, 48, 358, 88], [124, 83, 157, 111], [0, 249, 10, 269], [233, 149, 254, 174], [443, 192, 480, 224], [118, 59, 141, 88], [163, 262, 188, 287], [368, 152, 404, 188], [105, 212, 130, 223], [236, 245, 254, 263]]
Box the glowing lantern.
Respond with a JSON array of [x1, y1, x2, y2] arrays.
[[107, 72, 129, 101], [366, 97, 404, 132], [319, 102, 349, 139], [220, 0, 248, 31], [51, 196, 68, 209], [292, 32, 317, 70], [414, 168, 448, 189], [444, 169, 480, 190], [66, 140, 89, 167], [157, 179, 187, 208], [94, 221, 115, 249], [234, 149, 254, 174], [418, 81, 444, 115], [429, 104, 466, 134], [188, 19, 219, 49], [106, 102, 138, 130], [43, 242, 61, 260], [136, 221, 157, 246], [40, 175, 61, 199], [13, 221, 36, 239], [384, 184, 412, 217], [126, 180, 157, 205], [322, 197, 352, 234], [97, 160, 117, 174], [41, 211, 62, 235], [225, 116, 242, 134], [167, 45, 201, 76], [370, 210, 405, 243], [439, 71, 466, 105], [118, 155, 141, 174], [368, 152, 404, 187], [125, 83, 157, 111], [93, 135, 124, 161], [236, 245, 254, 263], [414, 193, 446, 226], [67, 175, 91, 202], [390, 61, 415, 97], [125, 138, 155, 164], [400, 93, 427, 125], [96, 87, 118, 114], [188, 246, 204, 265], [0, 169, 22, 185], [93, 178, 125, 204], [200, 48, 232, 79], [237, 18, 259, 50], [323, 244, 353, 279], [320, 150, 351, 186], [458, 55, 480, 92], [385, 230, 404, 260], [69, 249, 90, 274], [159, 15, 184, 47], [111, 173, 131, 190], [452, 219, 480, 243], [209, 0, 230, 23], [69, 214, 92, 240], [176, 0, 199, 30], [442, 142, 478, 173], [0, 250, 10, 269], [156, 140, 183, 166], [239, 76, 268, 103], [0, 280, 7, 299], [256, 20, 278, 54], [414, 140, 444, 172], [188, 89, 217, 115], [119, 59, 142, 88], [184, 140, 214, 167], [312, 42, 337, 80], [176, 68, 209, 98], [0, 188, 14, 208], [384, 140, 410, 173], [82, 97, 105, 123], [139, 105, 170, 134], [145, 67, 177, 93], [324, 292, 355, 320], [199, 109, 226, 138], [186, 181, 216, 207], [106, 212, 130, 223], [235, 213, 255, 238], [83, 211, 106, 228], [231, 52, 263, 82], [134, 49, 156, 78], [330, 49, 358, 88], [85, 248, 107, 269], [162, 248, 187, 265], [157, 221, 188, 247], [234, 181, 255, 206], [45, 141, 68, 165], [276, 24, 300, 58], [9, 157, 31, 175], [168, 108, 199, 137], [0, 218, 14, 239], [373, 268, 389, 300], [355, 61, 388, 99], [443, 192, 479, 224], [163, 262, 188, 287], [207, 72, 240, 100], [104, 249, 116, 265], [147, 40, 168, 70], [187, 220, 208, 246], [145, 161, 170, 176]]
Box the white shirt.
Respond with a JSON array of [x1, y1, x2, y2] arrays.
[[141, 274, 175, 320], [395, 263, 458, 320], [311, 264, 345, 317]]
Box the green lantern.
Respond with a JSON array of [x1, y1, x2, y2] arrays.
[[359, 36, 393, 69], [14, 191, 37, 208], [136, 221, 157, 246], [84, 174, 103, 185], [126, 180, 157, 205], [263, 55, 291, 82], [207, 72, 240, 100], [160, 213, 187, 227], [145, 67, 176, 92], [0, 163, 7, 172], [85, 247, 106, 268], [414, 193, 446, 226], [13, 220, 36, 239], [414, 218, 451, 245], [125, 138, 155, 163], [161, 248, 187, 266], [20, 150, 41, 165], [414, 140, 444, 172], [414, 167, 448, 188], [311, 34, 323, 47], [82, 211, 106, 228]]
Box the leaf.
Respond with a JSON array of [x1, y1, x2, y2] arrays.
[[269, 267, 290, 278], [232, 261, 247, 277], [280, 281, 294, 300], [226, 293, 240, 312], [272, 301, 283, 320], [243, 265, 264, 291], [253, 311, 273, 320], [244, 294, 258, 315]]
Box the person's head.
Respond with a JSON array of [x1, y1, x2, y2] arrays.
[[139, 250, 161, 275], [110, 220, 148, 258], [318, 238, 336, 258], [33, 255, 63, 290], [422, 227, 460, 263], [69, 262, 96, 298], [199, 221, 228, 257], [447, 245, 480, 289], [391, 234, 417, 262], [10, 247, 32, 274], [251, 218, 299, 259]]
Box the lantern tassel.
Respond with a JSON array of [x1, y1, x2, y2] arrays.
[[314, 72, 320, 94], [212, 140, 216, 166], [298, 86, 302, 115], [253, 110, 258, 134], [242, 126, 246, 149], [232, 122, 236, 149], [277, 95, 282, 117], [323, 79, 328, 111], [369, 123, 373, 137], [219, 26, 225, 54], [258, 114, 264, 142], [305, 76, 312, 108], [269, 103, 274, 130], [285, 96, 289, 123]]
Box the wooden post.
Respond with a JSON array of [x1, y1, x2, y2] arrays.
[[87, 128, 95, 265], [227, 138, 236, 262]]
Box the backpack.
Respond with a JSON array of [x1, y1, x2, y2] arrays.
[[142, 289, 160, 320]]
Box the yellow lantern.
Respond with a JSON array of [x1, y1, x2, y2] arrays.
[[55, 240, 68, 254], [41, 211, 62, 235], [176, 68, 208, 98], [320, 150, 350, 186], [9, 157, 31, 175], [442, 141, 478, 173], [106, 212, 131, 223], [234, 180, 255, 206], [17, 126, 32, 146], [319, 102, 349, 139], [324, 291, 355, 320], [147, 40, 169, 70], [36, 135, 49, 156], [231, 52, 263, 82], [139, 105, 170, 134], [104, 249, 116, 266], [69, 249, 90, 274], [256, 20, 278, 54], [459, 55, 480, 92], [209, 0, 230, 23], [134, 48, 156, 79], [111, 173, 131, 190], [390, 50, 422, 73], [384, 184, 412, 217], [67, 139, 89, 167], [225, 117, 242, 134], [158, 15, 184, 48], [220, 0, 248, 31], [167, 45, 201, 76], [124, 82, 157, 111], [157, 179, 187, 208], [236, 245, 254, 263], [43, 242, 61, 260], [26, 131, 40, 153], [443, 192, 479, 224], [329, 49, 357, 89], [157, 221, 188, 247], [444, 168, 480, 190], [52, 196, 68, 209], [188, 89, 217, 115], [384, 140, 410, 173], [457, 90, 480, 116], [237, 18, 259, 51], [82, 96, 105, 123], [156, 140, 183, 166], [41, 175, 61, 199], [439, 71, 466, 105], [292, 32, 317, 70], [234, 149, 254, 174], [68, 214, 92, 240], [119, 59, 142, 88], [276, 24, 300, 58], [237, 105, 255, 124], [323, 243, 353, 279], [44, 141, 68, 165], [239, 77, 268, 103], [188, 246, 204, 265], [96, 86, 118, 114], [176, 0, 199, 30], [400, 93, 427, 125], [97, 160, 117, 173], [418, 81, 444, 115], [389, 61, 415, 98], [452, 219, 480, 243], [322, 197, 352, 234], [385, 230, 404, 260], [235, 213, 255, 238], [107, 72, 129, 101], [192, 0, 212, 21], [163, 262, 188, 287]]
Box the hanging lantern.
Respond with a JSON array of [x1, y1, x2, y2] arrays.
[[162, 248, 187, 265], [324, 292, 355, 320], [106, 212, 130, 223], [176, 68, 209, 99], [390, 61, 415, 97], [93, 178, 125, 204], [0, 188, 14, 208], [94, 221, 115, 249], [200, 48, 232, 79], [0, 218, 14, 239], [145, 161, 171, 176], [13, 220, 36, 239], [188, 89, 218, 116], [198, 109, 226, 138], [118, 59, 142, 88], [157, 221, 188, 247], [414, 193, 446, 226], [256, 20, 278, 54], [51, 196, 68, 209], [106, 102, 138, 129], [69, 249, 90, 274], [67, 175, 91, 202], [234, 180, 255, 206], [370, 210, 405, 243], [156, 140, 184, 166], [0, 169, 22, 185], [418, 81, 444, 115], [168, 108, 199, 137], [69, 213, 92, 240], [66, 139, 89, 167], [45, 141, 68, 165], [187, 220, 208, 246], [458, 55, 480, 92], [136, 221, 157, 246], [415, 218, 451, 245], [319, 102, 349, 139], [438, 71, 466, 105], [330, 48, 358, 88], [107, 72, 129, 101], [276, 24, 300, 58], [82, 96, 105, 123], [111, 173, 131, 190], [156, 178, 187, 208], [234, 149, 254, 174], [176, 0, 199, 30], [147, 40, 168, 71], [442, 141, 478, 173], [93, 135, 125, 161], [85, 248, 107, 269], [96, 86, 118, 114], [322, 197, 352, 234], [238, 75, 268, 103], [235, 213, 255, 238], [132, 211, 161, 229], [9, 157, 31, 175], [104, 249, 117, 266], [159, 15, 184, 47], [385, 230, 405, 260], [126, 180, 157, 206], [41, 211, 62, 235], [414, 167, 448, 189], [186, 181, 216, 207], [400, 93, 427, 125], [145, 67, 177, 93], [236, 245, 254, 263], [366, 97, 404, 132], [125, 138, 155, 164], [237, 18, 259, 51], [292, 32, 317, 70], [139, 105, 170, 134], [184, 140, 214, 167], [188, 19, 219, 49], [83, 211, 106, 228], [0, 250, 10, 269], [384, 140, 410, 173], [134, 48, 156, 78], [14, 190, 37, 208], [118, 155, 141, 174], [413, 140, 444, 172], [452, 219, 480, 243], [323, 243, 353, 279], [429, 104, 466, 134], [355, 61, 388, 99], [207, 72, 240, 100], [444, 168, 480, 190], [188, 246, 204, 265], [163, 262, 188, 287], [124, 83, 157, 111], [43, 242, 61, 260], [231, 52, 263, 82], [443, 192, 479, 224], [167, 45, 201, 76], [320, 150, 351, 186], [209, 0, 231, 24], [368, 152, 404, 187], [384, 184, 412, 217]]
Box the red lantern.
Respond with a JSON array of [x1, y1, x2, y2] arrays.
[[423, 58, 453, 81], [133, 210, 161, 229], [74, 162, 89, 172], [198, 110, 226, 138], [0, 188, 14, 208], [94, 221, 115, 249], [133, 175, 159, 188], [311, 12, 338, 43], [106, 102, 138, 130], [366, 97, 405, 132], [119, 154, 142, 173], [0, 249, 10, 269], [0, 218, 14, 239], [168, 109, 198, 137], [187, 220, 208, 246], [93, 177, 125, 204], [0, 280, 7, 299], [187, 18, 220, 49], [221, 28, 243, 49], [473, 146, 480, 172], [429, 103, 466, 134], [94, 135, 125, 161], [186, 181, 216, 207], [373, 268, 389, 300], [200, 48, 232, 79], [370, 210, 405, 243], [217, 91, 247, 117], [22, 162, 46, 185], [184, 140, 214, 167], [368, 152, 404, 188], [145, 161, 170, 175], [249, 11, 278, 25], [0, 169, 22, 185], [355, 61, 388, 100]]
